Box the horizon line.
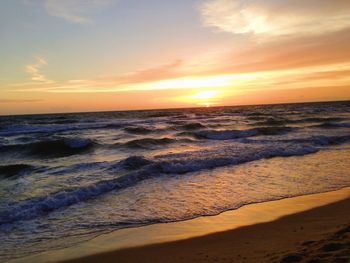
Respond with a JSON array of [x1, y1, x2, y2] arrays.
[[1, 99, 349, 118]]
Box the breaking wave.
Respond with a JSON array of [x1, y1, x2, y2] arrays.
[[122, 138, 177, 149], [0, 164, 34, 179], [2, 133, 349, 225], [0, 138, 94, 158], [183, 126, 295, 140]]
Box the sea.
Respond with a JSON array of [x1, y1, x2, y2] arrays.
[[0, 101, 350, 261]]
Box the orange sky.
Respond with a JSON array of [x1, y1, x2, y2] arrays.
[[1, 0, 350, 115]]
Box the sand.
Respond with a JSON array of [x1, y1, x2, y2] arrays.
[[59, 189, 350, 263]]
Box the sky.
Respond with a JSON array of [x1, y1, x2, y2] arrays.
[[1, 0, 350, 115]]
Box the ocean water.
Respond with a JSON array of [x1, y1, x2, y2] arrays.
[[0, 101, 350, 261]]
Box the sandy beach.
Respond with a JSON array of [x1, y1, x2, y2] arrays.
[[54, 188, 349, 263]]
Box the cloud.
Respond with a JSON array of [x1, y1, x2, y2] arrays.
[[16, 29, 350, 94], [199, 0, 350, 36], [214, 28, 350, 74], [25, 56, 54, 84], [44, 0, 113, 24], [15, 26, 350, 95], [16, 59, 187, 93], [99, 60, 184, 85]]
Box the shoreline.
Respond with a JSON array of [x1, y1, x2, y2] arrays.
[[12, 187, 350, 263]]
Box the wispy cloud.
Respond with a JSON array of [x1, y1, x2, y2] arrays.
[[16, 32, 350, 95], [16, 25, 350, 95], [199, 0, 350, 36], [98, 60, 184, 85], [44, 0, 113, 24], [25, 56, 54, 84], [217, 28, 350, 74], [16, 59, 187, 93]]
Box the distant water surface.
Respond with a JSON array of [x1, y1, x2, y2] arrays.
[[0, 101, 350, 261]]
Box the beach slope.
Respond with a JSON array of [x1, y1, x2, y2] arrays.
[[64, 193, 350, 263]]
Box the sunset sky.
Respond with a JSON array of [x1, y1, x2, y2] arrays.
[[1, 0, 350, 115]]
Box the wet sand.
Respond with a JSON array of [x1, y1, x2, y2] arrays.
[[60, 189, 350, 263]]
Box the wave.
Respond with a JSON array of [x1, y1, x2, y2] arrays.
[[193, 129, 258, 140], [312, 122, 350, 129], [30, 118, 80, 125], [47, 161, 111, 176], [0, 143, 317, 225], [0, 132, 350, 224], [122, 137, 177, 149], [252, 117, 288, 126], [185, 126, 294, 140], [243, 135, 350, 147], [48, 156, 152, 176], [246, 116, 267, 121], [176, 122, 206, 130], [123, 126, 153, 134], [250, 116, 349, 127], [146, 111, 180, 118], [113, 156, 152, 170], [293, 135, 350, 146], [244, 112, 270, 117], [0, 122, 124, 136], [30, 138, 94, 157], [297, 117, 347, 123], [3, 133, 349, 224], [256, 126, 295, 135], [1, 138, 94, 158], [0, 164, 34, 179]]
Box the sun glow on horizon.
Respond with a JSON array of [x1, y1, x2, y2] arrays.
[[191, 90, 221, 106], [192, 90, 220, 100], [169, 89, 224, 107], [146, 75, 236, 90]]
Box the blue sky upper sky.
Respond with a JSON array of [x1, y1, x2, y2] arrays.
[[1, 0, 350, 114]]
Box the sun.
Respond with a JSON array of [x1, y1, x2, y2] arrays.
[[171, 89, 224, 107], [192, 90, 220, 100], [189, 90, 221, 107]]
